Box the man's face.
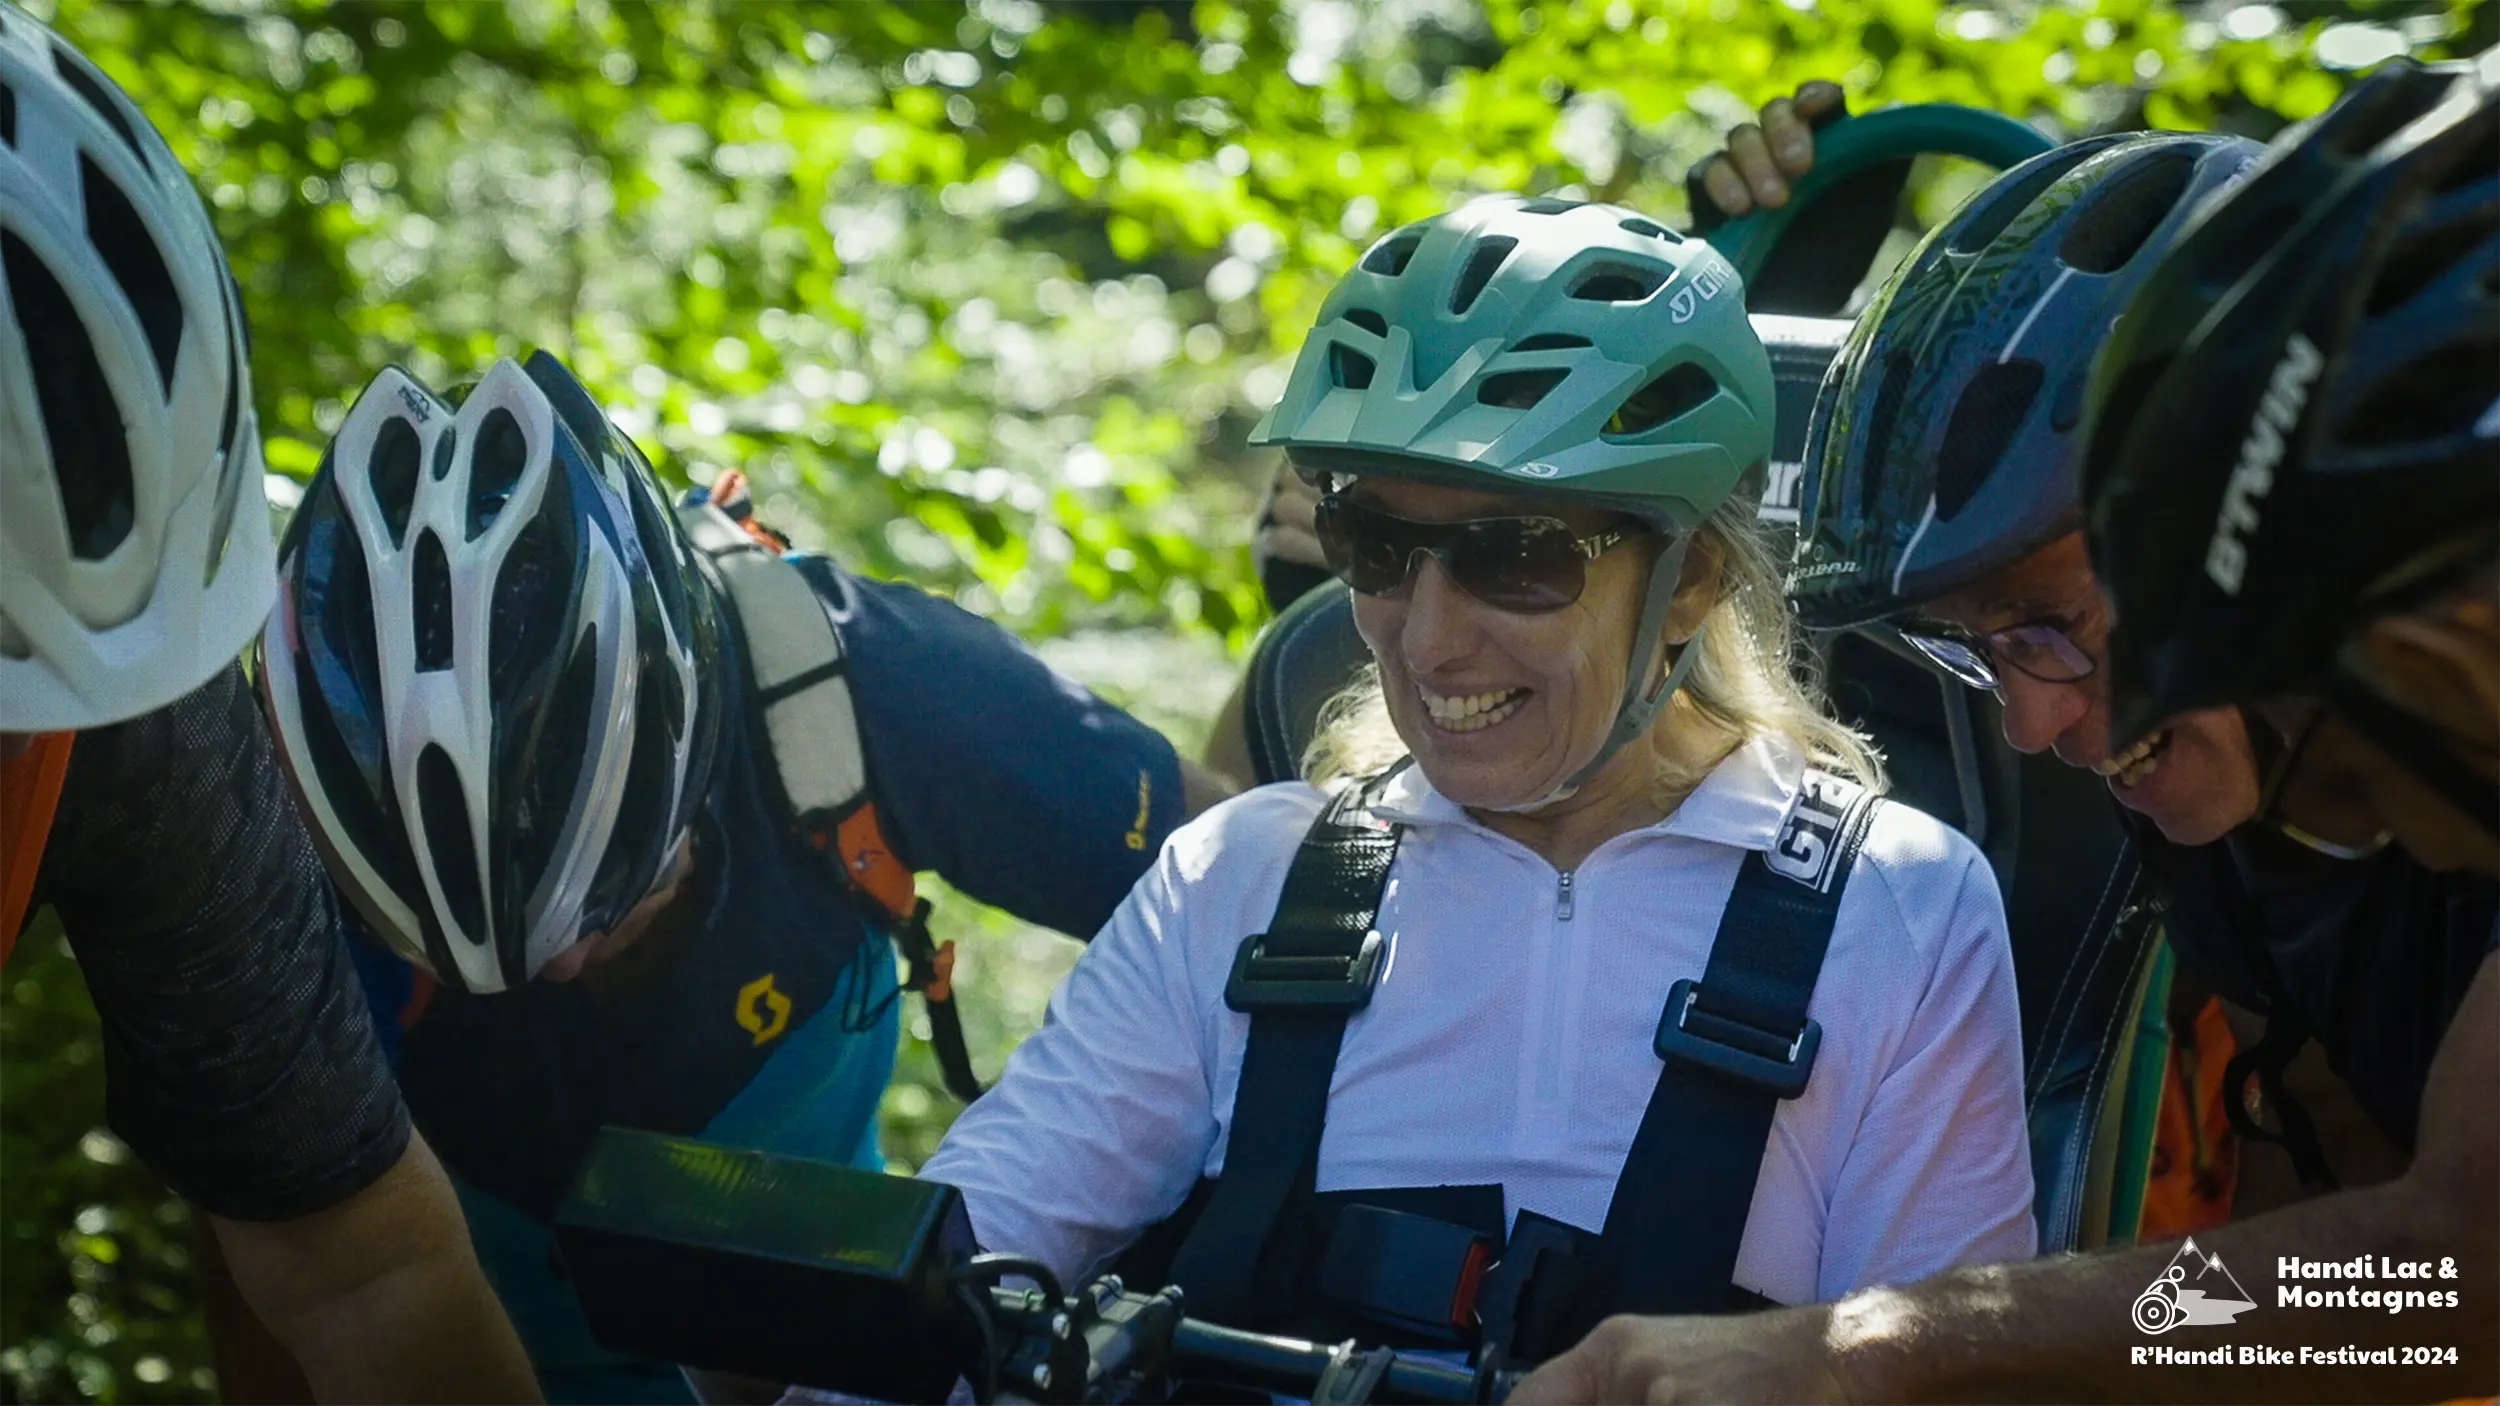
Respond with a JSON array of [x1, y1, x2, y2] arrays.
[[1921, 532, 2260, 847]]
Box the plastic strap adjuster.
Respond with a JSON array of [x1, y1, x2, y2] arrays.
[[1653, 978, 1820, 1099], [1224, 931, 1384, 1012]]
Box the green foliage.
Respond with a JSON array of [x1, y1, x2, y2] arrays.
[[2, 922, 216, 1405], [2, 0, 2479, 1398]]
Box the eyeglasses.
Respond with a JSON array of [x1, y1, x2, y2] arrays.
[[1314, 494, 1641, 614], [1897, 620, 2097, 691]]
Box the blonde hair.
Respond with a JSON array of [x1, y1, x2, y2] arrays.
[[1304, 495, 1888, 804]]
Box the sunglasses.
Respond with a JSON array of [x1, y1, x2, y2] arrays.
[[1315, 494, 1642, 614], [1897, 619, 2097, 691]]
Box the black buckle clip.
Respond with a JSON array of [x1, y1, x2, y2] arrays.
[[1653, 978, 1820, 1099], [1224, 931, 1384, 1012]]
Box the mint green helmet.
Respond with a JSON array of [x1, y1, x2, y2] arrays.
[[1252, 195, 1776, 792], [1250, 195, 1773, 532]]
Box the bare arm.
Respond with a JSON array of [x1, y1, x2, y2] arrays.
[[212, 1131, 542, 1404], [1179, 755, 1241, 820], [1516, 952, 2498, 1404]]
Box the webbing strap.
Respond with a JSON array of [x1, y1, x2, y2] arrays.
[[1586, 770, 1881, 1325], [1168, 774, 1403, 1326], [1, 731, 76, 964]]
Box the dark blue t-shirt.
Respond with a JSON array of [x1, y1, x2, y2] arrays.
[[358, 553, 1185, 1400]]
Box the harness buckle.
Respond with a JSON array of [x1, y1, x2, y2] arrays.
[[1653, 978, 1820, 1099], [1224, 931, 1384, 1012]]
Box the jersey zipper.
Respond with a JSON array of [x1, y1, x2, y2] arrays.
[[1555, 869, 1575, 921]]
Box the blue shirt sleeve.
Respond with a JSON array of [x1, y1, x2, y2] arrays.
[[792, 558, 1185, 939]]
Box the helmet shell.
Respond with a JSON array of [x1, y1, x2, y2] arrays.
[[1250, 195, 1774, 533], [0, 4, 275, 728], [1789, 132, 2263, 628], [261, 352, 723, 993], [2084, 55, 2500, 744]]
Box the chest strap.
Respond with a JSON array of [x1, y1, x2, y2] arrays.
[[1163, 764, 1882, 1354], [1167, 772, 1405, 1326], [1580, 767, 1880, 1328], [674, 480, 980, 1102]]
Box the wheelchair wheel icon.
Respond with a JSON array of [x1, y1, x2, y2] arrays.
[[2133, 1268, 2187, 1335]]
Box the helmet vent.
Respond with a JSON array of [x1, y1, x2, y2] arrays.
[[1568, 261, 1666, 302], [1618, 216, 1680, 243], [202, 409, 247, 587], [50, 46, 151, 175], [1328, 343, 1376, 390], [1935, 359, 2044, 519], [469, 407, 530, 538], [1947, 139, 2110, 255], [1605, 363, 1718, 437], [1449, 235, 1517, 314], [1517, 197, 1582, 215], [1510, 333, 1592, 352], [0, 610, 30, 661], [1478, 368, 1567, 409], [3, 230, 135, 561], [2364, 210, 2495, 318], [2339, 336, 2498, 446], [587, 656, 678, 929], [1344, 308, 1388, 337], [80, 155, 181, 395], [2, 81, 17, 147], [2060, 150, 2194, 274], [488, 515, 557, 692], [415, 743, 487, 949], [214, 296, 242, 460], [509, 625, 602, 928], [2432, 116, 2499, 194], [370, 414, 421, 549], [2324, 79, 2440, 162], [1362, 233, 1423, 277], [431, 427, 456, 480], [412, 530, 455, 672]]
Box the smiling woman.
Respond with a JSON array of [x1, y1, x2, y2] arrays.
[[920, 196, 2038, 1367]]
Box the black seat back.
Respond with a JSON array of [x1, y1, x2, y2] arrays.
[[1236, 593, 2158, 1253]]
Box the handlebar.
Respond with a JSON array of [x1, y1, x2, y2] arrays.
[[554, 1129, 1522, 1406], [977, 1272, 1515, 1405], [1704, 102, 2058, 284]]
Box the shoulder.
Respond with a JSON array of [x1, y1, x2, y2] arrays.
[[1842, 791, 2006, 956], [1154, 781, 1328, 890]]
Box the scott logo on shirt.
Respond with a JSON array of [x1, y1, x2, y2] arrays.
[[737, 974, 793, 1046]]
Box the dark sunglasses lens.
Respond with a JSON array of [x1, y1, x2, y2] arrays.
[[1316, 497, 1417, 597], [1449, 517, 1585, 612]]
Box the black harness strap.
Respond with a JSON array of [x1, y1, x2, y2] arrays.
[[1580, 770, 1882, 1328], [1164, 765, 1880, 1352], [1168, 774, 1404, 1326]]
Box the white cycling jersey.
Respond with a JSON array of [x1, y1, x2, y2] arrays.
[[925, 735, 2037, 1307]]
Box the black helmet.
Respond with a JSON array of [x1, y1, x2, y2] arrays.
[[261, 350, 725, 993], [2084, 54, 2499, 749], [1789, 131, 2263, 628]]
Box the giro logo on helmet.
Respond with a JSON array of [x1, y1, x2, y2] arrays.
[[1510, 462, 1563, 478], [2203, 333, 2323, 596], [1668, 267, 1726, 324]]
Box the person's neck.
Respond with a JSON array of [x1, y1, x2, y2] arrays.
[[1469, 706, 1739, 872]]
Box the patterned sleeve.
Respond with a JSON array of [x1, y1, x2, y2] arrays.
[[37, 662, 411, 1222]]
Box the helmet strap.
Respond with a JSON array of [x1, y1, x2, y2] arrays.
[[2321, 667, 2500, 845], [1557, 534, 1702, 796]]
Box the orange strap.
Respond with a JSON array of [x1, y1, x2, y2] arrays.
[[2, 731, 78, 965], [2140, 995, 2240, 1241]]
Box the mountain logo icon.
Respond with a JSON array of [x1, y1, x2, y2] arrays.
[[2133, 1237, 2259, 1335]]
